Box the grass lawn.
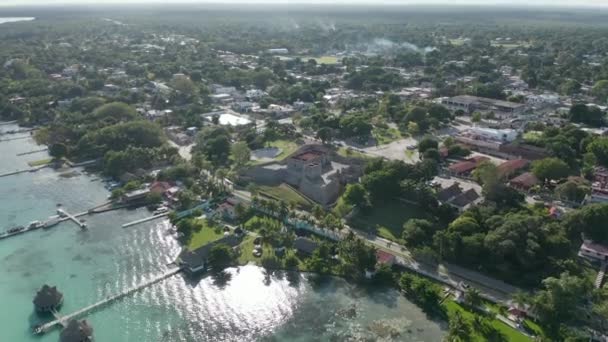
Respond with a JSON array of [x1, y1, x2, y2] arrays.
[[444, 301, 533, 342], [27, 158, 53, 167], [303, 55, 340, 64], [267, 139, 299, 160], [523, 131, 543, 144], [349, 201, 424, 242], [258, 184, 314, 209], [337, 147, 370, 160], [372, 126, 402, 145], [187, 220, 225, 250], [238, 234, 309, 269]]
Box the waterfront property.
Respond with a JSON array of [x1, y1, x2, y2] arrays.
[[177, 235, 241, 274]]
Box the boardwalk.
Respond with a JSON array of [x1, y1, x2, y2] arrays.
[[122, 212, 169, 228], [57, 208, 87, 229], [34, 268, 182, 335]]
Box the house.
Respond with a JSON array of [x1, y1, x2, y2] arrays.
[[509, 172, 539, 192], [149, 181, 172, 195], [497, 159, 529, 179], [122, 189, 150, 203], [437, 183, 482, 212], [579, 240, 608, 262], [447, 156, 489, 176], [449, 189, 481, 211], [177, 235, 241, 275], [216, 199, 237, 219], [293, 237, 318, 255], [231, 101, 255, 113], [376, 250, 396, 266]]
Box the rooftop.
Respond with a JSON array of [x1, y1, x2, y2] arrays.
[[291, 150, 325, 162], [60, 320, 93, 342]]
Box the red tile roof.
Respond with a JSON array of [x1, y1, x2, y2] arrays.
[[292, 150, 324, 162], [509, 172, 539, 189], [497, 159, 529, 178], [376, 250, 396, 264]]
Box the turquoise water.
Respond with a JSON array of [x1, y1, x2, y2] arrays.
[[0, 124, 445, 341]]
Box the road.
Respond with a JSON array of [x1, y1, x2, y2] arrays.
[[229, 188, 522, 303]]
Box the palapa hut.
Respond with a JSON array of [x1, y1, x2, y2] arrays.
[[60, 319, 94, 342], [33, 284, 63, 313]]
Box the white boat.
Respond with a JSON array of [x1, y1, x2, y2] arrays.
[[153, 206, 169, 215], [44, 217, 60, 228], [27, 221, 44, 229]]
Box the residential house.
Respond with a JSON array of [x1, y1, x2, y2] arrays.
[[177, 235, 241, 275], [437, 183, 482, 212], [376, 250, 396, 266], [216, 199, 237, 220], [509, 172, 539, 192], [579, 240, 608, 263], [497, 159, 529, 179], [293, 237, 318, 255], [447, 156, 489, 176]]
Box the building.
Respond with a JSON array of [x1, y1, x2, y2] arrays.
[[293, 237, 318, 255], [267, 48, 289, 54], [231, 101, 255, 113], [376, 250, 396, 266], [442, 95, 525, 116], [579, 240, 608, 262], [509, 172, 539, 192], [177, 235, 241, 275], [121, 189, 150, 203], [437, 183, 482, 212], [216, 199, 237, 219], [149, 181, 172, 196], [497, 159, 529, 179], [60, 319, 94, 342], [468, 127, 518, 143], [447, 156, 489, 176], [33, 285, 63, 313], [244, 145, 359, 205]]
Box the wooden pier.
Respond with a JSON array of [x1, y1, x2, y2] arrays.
[[34, 268, 182, 335], [122, 213, 169, 228], [57, 208, 87, 229]]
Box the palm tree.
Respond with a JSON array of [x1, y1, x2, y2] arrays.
[[278, 200, 289, 220], [444, 312, 472, 342], [464, 287, 483, 309]]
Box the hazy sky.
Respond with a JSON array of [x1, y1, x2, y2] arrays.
[[1, 0, 608, 7]]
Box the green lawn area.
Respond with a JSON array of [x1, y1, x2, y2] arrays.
[[187, 220, 225, 250], [238, 234, 309, 269], [372, 126, 402, 145], [337, 147, 370, 160], [27, 158, 53, 167], [349, 201, 424, 242], [267, 139, 299, 160], [444, 301, 533, 342], [303, 55, 340, 64], [523, 131, 543, 144], [258, 183, 314, 209]]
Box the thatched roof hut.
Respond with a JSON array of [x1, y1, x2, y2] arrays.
[[33, 284, 63, 313], [60, 319, 94, 342]]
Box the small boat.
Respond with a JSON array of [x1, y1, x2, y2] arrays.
[[27, 221, 44, 229], [153, 206, 169, 215], [44, 217, 60, 229]]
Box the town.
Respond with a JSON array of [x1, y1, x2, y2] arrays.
[[2, 4, 608, 342]]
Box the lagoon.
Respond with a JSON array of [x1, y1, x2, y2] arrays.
[[0, 124, 445, 341]]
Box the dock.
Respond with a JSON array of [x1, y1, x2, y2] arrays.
[[34, 267, 182, 335], [122, 213, 169, 228], [17, 148, 48, 156], [0, 165, 48, 178], [57, 208, 87, 229]]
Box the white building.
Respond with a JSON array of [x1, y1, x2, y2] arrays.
[[267, 48, 289, 55], [469, 127, 518, 142]]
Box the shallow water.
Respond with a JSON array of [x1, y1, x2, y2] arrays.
[[0, 124, 445, 341]]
